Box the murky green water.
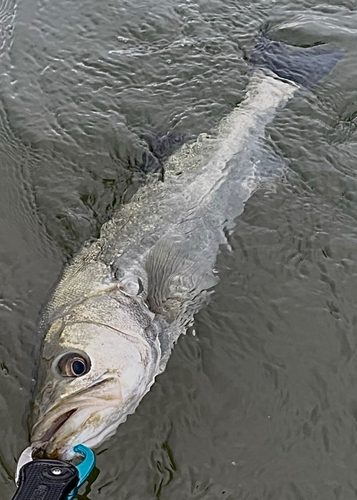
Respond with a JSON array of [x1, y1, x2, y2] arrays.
[[1, 0, 357, 498]]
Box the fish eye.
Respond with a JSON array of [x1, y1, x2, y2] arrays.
[[55, 352, 91, 378]]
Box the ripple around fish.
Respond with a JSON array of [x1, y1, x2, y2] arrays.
[[0, 0, 356, 498], [0, 101, 62, 495], [92, 179, 357, 498], [0, 0, 16, 56]]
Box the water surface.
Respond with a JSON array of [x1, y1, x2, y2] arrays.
[[0, 0, 356, 498]]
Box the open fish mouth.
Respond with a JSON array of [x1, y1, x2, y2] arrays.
[[30, 377, 124, 459], [32, 408, 78, 458]]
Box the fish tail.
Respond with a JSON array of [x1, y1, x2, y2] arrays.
[[250, 28, 343, 88]]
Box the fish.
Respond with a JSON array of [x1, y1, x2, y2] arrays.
[[29, 34, 343, 460]]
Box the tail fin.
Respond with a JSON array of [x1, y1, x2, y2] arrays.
[[250, 32, 343, 87]]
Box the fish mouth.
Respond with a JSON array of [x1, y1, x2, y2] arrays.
[[31, 377, 122, 458], [32, 408, 78, 458]]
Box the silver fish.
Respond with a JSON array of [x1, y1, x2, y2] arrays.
[[29, 37, 342, 460]]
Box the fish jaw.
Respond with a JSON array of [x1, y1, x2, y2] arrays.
[[31, 374, 158, 460], [30, 376, 124, 460], [32, 407, 123, 461], [30, 367, 159, 460], [30, 318, 162, 460], [30, 288, 162, 459]]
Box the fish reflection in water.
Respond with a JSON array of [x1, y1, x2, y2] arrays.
[[29, 34, 343, 460]]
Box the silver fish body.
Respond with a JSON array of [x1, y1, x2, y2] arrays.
[[30, 69, 297, 460]]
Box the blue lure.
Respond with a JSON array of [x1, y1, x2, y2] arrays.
[[67, 444, 96, 500], [14, 443, 96, 500]]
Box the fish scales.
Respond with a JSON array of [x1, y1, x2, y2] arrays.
[[29, 37, 342, 460], [48, 72, 294, 324]]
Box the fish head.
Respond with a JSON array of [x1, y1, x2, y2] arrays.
[[30, 290, 161, 460]]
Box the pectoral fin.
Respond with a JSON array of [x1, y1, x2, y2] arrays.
[[145, 237, 218, 323]]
